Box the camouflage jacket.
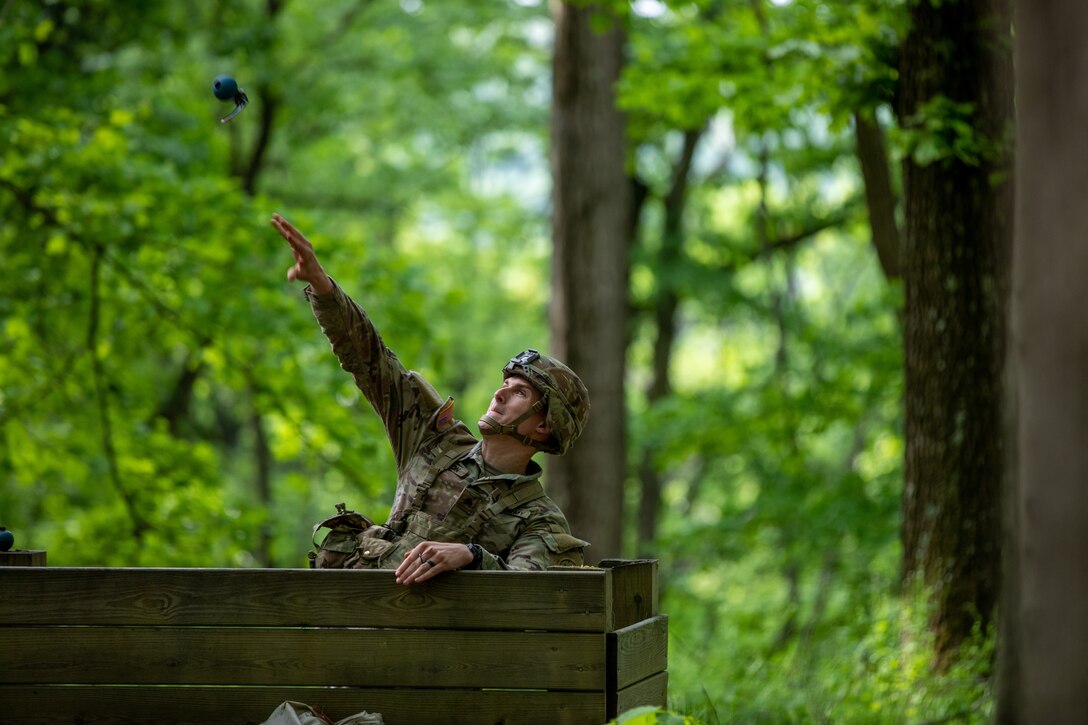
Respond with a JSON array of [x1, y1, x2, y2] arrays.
[[306, 281, 587, 571]]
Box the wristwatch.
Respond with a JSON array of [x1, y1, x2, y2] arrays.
[[466, 543, 484, 570]]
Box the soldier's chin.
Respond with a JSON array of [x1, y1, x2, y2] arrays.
[[478, 417, 495, 434]]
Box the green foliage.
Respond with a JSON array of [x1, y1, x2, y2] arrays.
[[1, 0, 552, 566], [661, 536, 995, 722], [616, 0, 992, 721], [612, 706, 706, 725], [895, 95, 1002, 168]]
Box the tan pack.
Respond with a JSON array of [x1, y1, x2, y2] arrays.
[[308, 502, 378, 569]]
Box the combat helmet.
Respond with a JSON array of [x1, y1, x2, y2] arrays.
[[478, 349, 590, 455]]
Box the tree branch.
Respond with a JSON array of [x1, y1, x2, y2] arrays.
[[88, 244, 148, 542], [854, 111, 902, 280]]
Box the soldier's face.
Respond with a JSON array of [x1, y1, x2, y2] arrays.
[[487, 375, 545, 432]]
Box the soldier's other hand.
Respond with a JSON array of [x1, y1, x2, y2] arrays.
[[396, 541, 474, 585], [271, 213, 334, 295]]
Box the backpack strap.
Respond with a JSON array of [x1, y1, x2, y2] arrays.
[[459, 477, 548, 541]]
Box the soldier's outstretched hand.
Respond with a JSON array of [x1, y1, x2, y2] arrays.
[[271, 213, 334, 295]]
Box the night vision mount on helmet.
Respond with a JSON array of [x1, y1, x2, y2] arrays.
[[478, 349, 590, 455]]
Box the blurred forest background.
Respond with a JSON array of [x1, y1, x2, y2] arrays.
[[1, 0, 1026, 721]]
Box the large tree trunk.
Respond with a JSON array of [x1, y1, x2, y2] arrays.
[[549, 2, 631, 560], [1000, 1, 1088, 719], [896, 0, 1013, 662]]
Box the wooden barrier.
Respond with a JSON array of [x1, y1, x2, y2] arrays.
[[0, 549, 47, 567], [0, 559, 666, 724]]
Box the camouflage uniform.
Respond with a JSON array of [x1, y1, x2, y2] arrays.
[[306, 281, 588, 571]]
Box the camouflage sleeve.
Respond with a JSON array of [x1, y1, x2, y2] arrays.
[[481, 531, 547, 571], [304, 281, 444, 466], [502, 529, 590, 570]]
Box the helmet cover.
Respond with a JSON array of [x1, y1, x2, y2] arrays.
[[502, 349, 590, 455]]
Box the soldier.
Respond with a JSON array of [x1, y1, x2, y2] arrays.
[[272, 213, 591, 585]]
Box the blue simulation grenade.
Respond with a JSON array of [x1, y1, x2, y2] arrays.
[[212, 75, 249, 123], [213, 75, 239, 100], [0, 526, 13, 552]]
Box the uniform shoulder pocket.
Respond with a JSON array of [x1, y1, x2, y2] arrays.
[[540, 532, 591, 567]]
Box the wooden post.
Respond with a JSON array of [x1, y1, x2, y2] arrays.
[[0, 550, 47, 567], [600, 559, 667, 717], [598, 559, 658, 630]]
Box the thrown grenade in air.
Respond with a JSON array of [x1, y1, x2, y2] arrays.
[[212, 74, 249, 123], [0, 526, 13, 552]]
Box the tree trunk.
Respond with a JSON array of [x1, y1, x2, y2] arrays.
[[896, 0, 1013, 663], [549, 2, 631, 561], [1000, 1, 1088, 719]]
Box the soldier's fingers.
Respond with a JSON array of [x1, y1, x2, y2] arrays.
[[395, 562, 416, 585], [271, 215, 310, 251], [400, 562, 429, 586], [396, 546, 428, 583], [399, 547, 445, 585], [277, 214, 298, 234], [412, 562, 440, 584], [394, 551, 416, 579], [412, 553, 444, 582], [270, 217, 289, 241]]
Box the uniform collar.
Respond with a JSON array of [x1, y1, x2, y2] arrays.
[[468, 441, 543, 482]]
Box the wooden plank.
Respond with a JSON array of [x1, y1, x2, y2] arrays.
[[610, 671, 669, 718], [0, 685, 607, 725], [0, 550, 46, 567], [0, 567, 609, 631], [2, 626, 606, 690], [598, 559, 658, 630], [609, 614, 668, 691]]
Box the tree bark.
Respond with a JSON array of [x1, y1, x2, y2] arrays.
[[896, 0, 1013, 663], [1000, 1, 1088, 719], [549, 2, 631, 560]]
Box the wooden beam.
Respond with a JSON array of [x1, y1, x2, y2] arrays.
[[0, 550, 46, 567], [598, 559, 659, 630], [610, 671, 669, 718], [3, 626, 606, 690], [0, 567, 609, 631], [609, 614, 668, 690]]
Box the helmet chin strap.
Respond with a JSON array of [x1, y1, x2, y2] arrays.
[[479, 398, 548, 450]]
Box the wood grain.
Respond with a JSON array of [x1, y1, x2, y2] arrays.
[[0, 567, 609, 631], [2, 625, 606, 690], [609, 614, 668, 690], [598, 559, 659, 630], [611, 671, 669, 718]]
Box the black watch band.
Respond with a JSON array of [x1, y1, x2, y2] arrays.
[[466, 543, 484, 570]]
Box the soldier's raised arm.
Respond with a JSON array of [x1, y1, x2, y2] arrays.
[[271, 213, 334, 296], [271, 212, 445, 468]]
